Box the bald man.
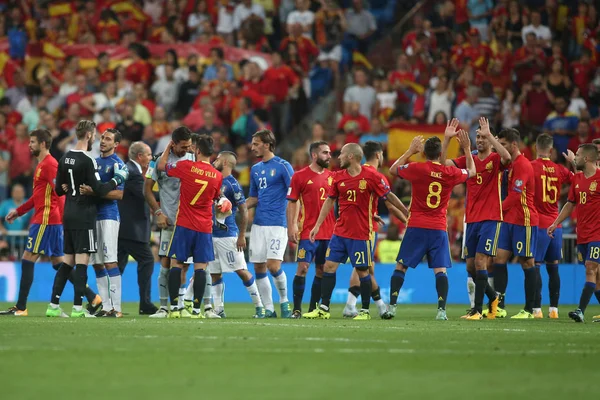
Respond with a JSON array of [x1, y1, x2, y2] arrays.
[[208, 151, 265, 317], [303, 143, 403, 320]]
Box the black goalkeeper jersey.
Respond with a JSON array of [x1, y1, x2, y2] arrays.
[[56, 150, 118, 229]]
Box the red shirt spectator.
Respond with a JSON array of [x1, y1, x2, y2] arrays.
[[66, 75, 92, 117], [279, 25, 319, 73], [96, 14, 120, 43], [514, 33, 546, 86], [0, 114, 16, 151], [9, 124, 32, 180], [455, 0, 469, 26], [571, 53, 595, 98], [462, 29, 492, 72], [568, 120, 596, 153], [521, 76, 553, 127], [262, 53, 299, 103], [337, 114, 370, 134], [126, 52, 152, 84]]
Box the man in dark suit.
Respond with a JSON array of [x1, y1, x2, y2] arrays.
[[117, 141, 158, 314]]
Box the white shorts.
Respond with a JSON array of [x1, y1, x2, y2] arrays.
[[249, 225, 287, 263], [317, 45, 342, 62], [89, 219, 119, 265], [207, 237, 248, 273], [158, 228, 174, 257]]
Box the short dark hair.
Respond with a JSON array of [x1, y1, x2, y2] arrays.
[[363, 141, 383, 161], [30, 129, 52, 149], [536, 133, 553, 151], [172, 126, 192, 143], [579, 143, 599, 161], [497, 128, 521, 144], [195, 134, 214, 157], [210, 47, 224, 59], [75, 120, 96, 140], [0, 97, 11, 107], [592, 138, 600, 145], [252, 129, 276, 151], [103, 128, 122, 143], [309, 141, 328, 156], [424, 136, 442, 160]]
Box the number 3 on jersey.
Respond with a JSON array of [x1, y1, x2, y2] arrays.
[[427, 182, 442, 208]]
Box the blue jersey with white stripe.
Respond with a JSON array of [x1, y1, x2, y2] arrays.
[[249, 156, 294, 227], [95, 153, 124, 221], [213, 174, 246, 238]]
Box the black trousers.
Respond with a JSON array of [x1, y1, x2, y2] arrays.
[[118, 238, 156, 312]]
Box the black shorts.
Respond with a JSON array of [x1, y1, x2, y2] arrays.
[[64, 228, 98, 255]]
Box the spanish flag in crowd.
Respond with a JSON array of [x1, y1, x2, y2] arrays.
[[109, 0, 149, 22], [48, 2, 75, 18], [388, 123, 460, 161]]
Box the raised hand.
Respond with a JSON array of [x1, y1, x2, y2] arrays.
[[562, 149, 576, 165], [409, 135, 424, 155], [457, 129, 471, 150], [479, 117, 491, 137], [444, 118, 460, 138]]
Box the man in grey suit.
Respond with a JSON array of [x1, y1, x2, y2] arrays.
[[117, 141, 158, 315]]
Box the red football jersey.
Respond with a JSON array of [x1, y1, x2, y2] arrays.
[[328, 167, 390, 240], [502, 155, 539, 227], [568, 169, 600, 244], [287, 166, 335, 240], [398, 161, 469, 231], [165, 160, 223, 233], [531, 158, 573, 229], [363, 164, 391, 228], [454, 152, 505, 223], [16, 154, 62, 225]]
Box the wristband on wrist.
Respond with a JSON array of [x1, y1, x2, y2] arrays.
[[154, 209, 163, 216]]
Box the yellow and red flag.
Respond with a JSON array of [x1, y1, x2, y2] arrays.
[[387, 123, 460, 162]]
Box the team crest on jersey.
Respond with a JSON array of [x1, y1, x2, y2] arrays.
[[36, 168, 42, 179], [327, 176, 333, 186], [578, 252, 583, 262], [297, 248, 306, 259], [234, 191, 242, 200], [358, 179, 367, 190], [515, 179, 523, 188], [485, 161, 493, 171], [590, 181, 597, 192], [270, 169, 276, 177], [106, 165, 112, 174]]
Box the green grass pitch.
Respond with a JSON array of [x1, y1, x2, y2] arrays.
[[1, 303, 599, 400]]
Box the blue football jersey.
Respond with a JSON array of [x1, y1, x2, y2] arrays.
[[249, 156, 294, 227], [95, 153, 125, 221], [213, 175, 246, 238]]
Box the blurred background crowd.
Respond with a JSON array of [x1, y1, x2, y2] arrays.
[[0, 0, 594, 263]]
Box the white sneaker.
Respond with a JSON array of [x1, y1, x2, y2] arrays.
[[149, 308, 169, 319], [342, 305, 358, 318], [60, 308, 69, 318], [83, 310, 96, 318], [204, 308, 222, 319]]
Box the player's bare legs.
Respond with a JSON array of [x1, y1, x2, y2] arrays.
[[293, 262, 323, 316]]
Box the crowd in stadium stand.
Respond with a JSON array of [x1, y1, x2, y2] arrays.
[[0, 0, 595, 262]]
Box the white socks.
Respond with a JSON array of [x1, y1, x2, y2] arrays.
[[346, 291, 358, 308], [178, 287, 185, 309], [184, 278, 194, 301], [158, 267, 169, 308], [212, 279, 225, 311], [107, 270, 122, 313], [467, 277, 475, 309], [245, 280, 263, 308], [374, 299, 386, 316], [272, 270, 289, 303], [95, 270, 110, 310], [256, 274, 274, 312]]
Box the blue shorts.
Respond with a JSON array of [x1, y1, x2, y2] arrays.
[[535, 227, 562, 263], [497, 223, 537, 258], [326, 234, 372, 268], [396, 227, 451, 269], [167, 226, 215, 263], [25, 224, 64, 257], [296, 239, 329, 265], [370, 232, 378, 262], [464, 221, 502, 258], [577, 242, 600, 265]]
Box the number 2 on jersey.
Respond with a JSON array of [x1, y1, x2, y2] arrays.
[[319, 187, 327, 200], [68, 168, 76, 196], [190, 179, 208, 205]]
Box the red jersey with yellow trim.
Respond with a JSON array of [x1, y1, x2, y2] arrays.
[[328, 167, 390, 240], [165, 160, 223, 233], [363, 163, 391, 229], [287, 166, 335, 240], [16, 154, 62, 225], [568, 169, 600, 244], [502, 154, 539, 227], [397, 161, 469, 231], [531, 158, 573, 229], [454, 151, 505, 223]]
